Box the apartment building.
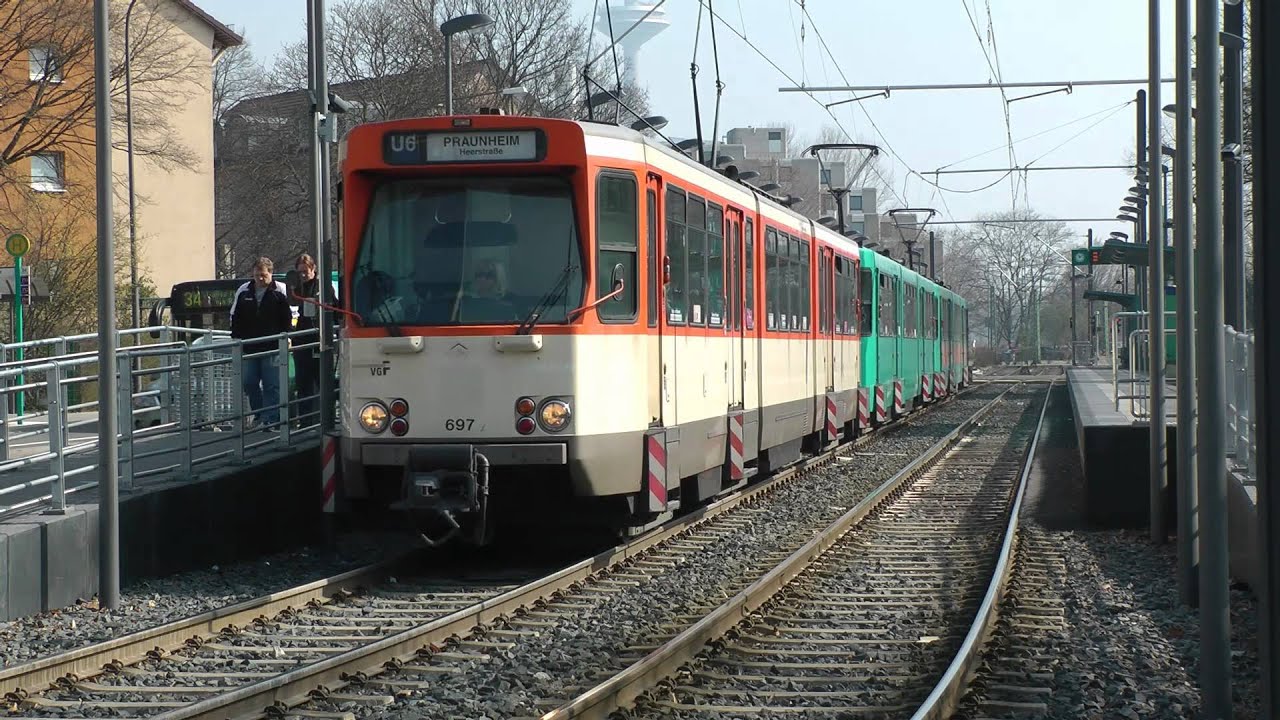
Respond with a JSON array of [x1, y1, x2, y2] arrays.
[[1, 0, 241, 313]]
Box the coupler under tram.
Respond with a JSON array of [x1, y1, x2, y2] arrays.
[[395, 445, 491, 546]]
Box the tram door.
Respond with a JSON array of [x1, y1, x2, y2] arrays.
[[726, 208, 745, 408], [647, 174, 675, 428], [820, 248, 835, 391]]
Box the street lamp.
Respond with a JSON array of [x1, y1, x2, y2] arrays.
[[124, 0, 140, 332], [500, 85, 528, 114], [440, 13, 494, 115]]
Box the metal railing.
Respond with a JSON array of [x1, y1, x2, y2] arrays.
[[1225, 326, 1256, 482], [1110, 311, 1177, 419], [0, 326, 328, 519]]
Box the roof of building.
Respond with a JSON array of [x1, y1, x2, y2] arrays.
[[172, 0, 244, 50]]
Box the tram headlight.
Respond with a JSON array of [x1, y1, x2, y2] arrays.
[[359, 401, 390, 434], [537, 398, 571, 432]]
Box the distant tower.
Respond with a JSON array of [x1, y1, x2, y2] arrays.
[[596, 0, 670, 89]]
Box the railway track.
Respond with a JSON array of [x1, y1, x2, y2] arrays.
[[537, 382, 1051, 720], [0, 384, 998, 720]]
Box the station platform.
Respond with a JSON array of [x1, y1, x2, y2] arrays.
[[0, 429, 326, 622], [1066, 366, 1262, 590]]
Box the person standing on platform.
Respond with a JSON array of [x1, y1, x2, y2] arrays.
[[291, 253, 331, 427], [230, 257, 293, 431]]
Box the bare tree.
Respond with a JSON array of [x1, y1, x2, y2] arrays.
[[215, 0, 651, 277], [943, 210, 1072, 360], [0, 0, 201, 193]]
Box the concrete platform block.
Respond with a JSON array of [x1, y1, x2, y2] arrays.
[[0, 442, 326, 622]]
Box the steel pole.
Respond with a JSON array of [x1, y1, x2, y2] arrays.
[[445, 34, 454, 115], [1223, 1, 1246, 330], [1173, 0, 1198, 608], [1146, 0, 1167, 544], [93, 0, 120, 611], [1195, 0, 1231, 713], [124, 0, 139, 333], [1251, 0, 1279, 713], [314, 0, 335, 433]]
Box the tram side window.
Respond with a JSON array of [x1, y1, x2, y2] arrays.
[[860, 268, 874, 336], [745, 219, 755, 330], [708, 205, 725, 327], [646, 189, 657, 327], [596, 173, 638, 321], [665, 188, 687, 324], [765, 228, 778, 330], [829, 258, 839, 335], [800, 240, 810, 332], [851, 260, 860, 335], [904, 283, 917, 338], [784, 235, 797, 331], [687, 195, 708, 326], [878, 274, 896, 337]]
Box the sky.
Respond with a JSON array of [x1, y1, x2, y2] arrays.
[[198, 0, 1186, 246]]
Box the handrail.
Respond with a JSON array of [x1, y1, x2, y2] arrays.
[[0, 328, 331, 519]]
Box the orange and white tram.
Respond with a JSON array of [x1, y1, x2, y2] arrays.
[[333, 114, 965, 543]]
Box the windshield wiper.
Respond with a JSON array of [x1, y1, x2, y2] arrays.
[[517, 263, 576, 335]]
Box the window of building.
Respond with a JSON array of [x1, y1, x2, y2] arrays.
[[665, 188, 687, 324], [850, 221, 865, 234], [596, 172, 638, 321], [768, 130, 783, 154], [707, 204, 724, 326], [29, 45, 62, 82], [820, 168, 832, 187], [849, 194, 864, 212], [30, 152, 64, 192]]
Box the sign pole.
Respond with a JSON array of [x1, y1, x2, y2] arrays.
[[6, 233, 31, 422]]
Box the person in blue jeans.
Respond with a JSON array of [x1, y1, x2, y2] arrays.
[[229, 257, 293, 431]]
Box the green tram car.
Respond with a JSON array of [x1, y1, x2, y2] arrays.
[[857, 247, 970, 425]]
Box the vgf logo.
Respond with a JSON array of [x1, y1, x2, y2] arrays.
[[364, 360, 391, 376]]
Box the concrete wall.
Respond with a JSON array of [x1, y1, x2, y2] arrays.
[[0, 447, 324, 622]]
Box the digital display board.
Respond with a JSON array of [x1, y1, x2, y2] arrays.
[[383, 129, 545, 165]]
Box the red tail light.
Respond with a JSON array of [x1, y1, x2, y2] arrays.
[[390, 418, 409, 436], [516, 416, 536, 435], [389, 399, 409, 417]]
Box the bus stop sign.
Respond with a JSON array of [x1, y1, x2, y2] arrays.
[[1071, 247, 1091, 266], [5, 233, 30, 259]]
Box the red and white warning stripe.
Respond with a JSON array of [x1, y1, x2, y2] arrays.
[[857, 387, 870, 429], [894, 379, 906, 415], [874, 385, 886, 423], [922, 373, 932, 402], [940, 371, 949, 396], [825, 395, 839, 442], [646, 434, 668, 512], [321, 434, 339, 513], [728, 414, 745, 480]]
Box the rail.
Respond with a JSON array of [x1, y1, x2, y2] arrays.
[[0, 326, 331, 519]]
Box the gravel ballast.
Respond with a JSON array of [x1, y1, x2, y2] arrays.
[[345, 385, 1018, 720], [0, 529, 413, 669], [957, 383, 1261, 720]]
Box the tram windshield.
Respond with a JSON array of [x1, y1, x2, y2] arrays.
[[351, 176, 584, 327]]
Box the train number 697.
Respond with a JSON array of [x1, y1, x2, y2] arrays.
[[444, 418, 475, 431]]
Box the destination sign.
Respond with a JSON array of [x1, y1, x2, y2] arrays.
[[383, 129, 544, 165]]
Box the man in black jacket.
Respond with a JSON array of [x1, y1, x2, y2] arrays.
[[230, 257, 293, 430]]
